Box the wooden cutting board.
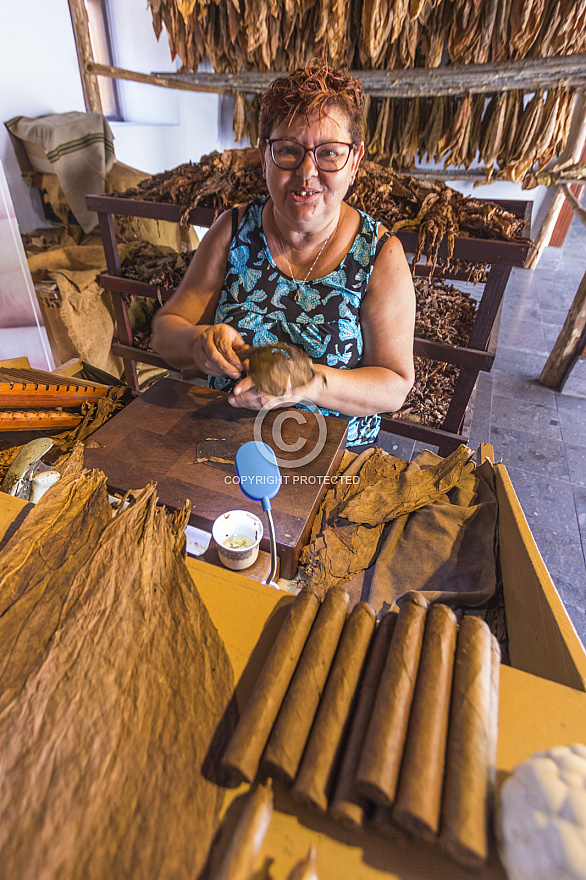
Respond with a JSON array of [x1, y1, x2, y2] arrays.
[[83, 379, 348, 578]]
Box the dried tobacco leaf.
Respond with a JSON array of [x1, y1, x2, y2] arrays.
[[299, 445, 474, 593], [0, 469, 110, 619], [337, 443, 474, 524], [0, 470, 112, 712], [145, 0, 579, 182], [0, 479, 234, 880], [116, 149, 528, 255]]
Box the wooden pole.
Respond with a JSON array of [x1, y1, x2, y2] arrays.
[[526, 91, 586, 269], [539, 269, 586, 389], [68, 0, 103, 114], [539, 185, 586, 389], [86, 62, 237, 96], [88, 55, 586, 100]]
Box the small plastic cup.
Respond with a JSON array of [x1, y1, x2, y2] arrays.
[[212, 509, 263, 571]]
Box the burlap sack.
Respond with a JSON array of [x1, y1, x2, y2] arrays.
[[27, 245, 122, 377]]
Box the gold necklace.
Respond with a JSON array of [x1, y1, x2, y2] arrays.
[[273, 212, 337, 299]]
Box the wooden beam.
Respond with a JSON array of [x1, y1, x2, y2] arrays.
[[89, 54, 586, 99], [68, 0, 103, 114], [409, 167, 586, 187]]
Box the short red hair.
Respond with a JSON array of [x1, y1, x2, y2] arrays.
[[259, 62, 365, 145]]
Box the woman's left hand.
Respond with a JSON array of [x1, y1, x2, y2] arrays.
[[228, 372, 316, 410]]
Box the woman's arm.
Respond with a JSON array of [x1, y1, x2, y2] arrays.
[[151, 209, 246, 378], [230, 234, 416, 416]]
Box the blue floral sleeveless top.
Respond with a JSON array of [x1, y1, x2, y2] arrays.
[[210, 196, 382, 446]]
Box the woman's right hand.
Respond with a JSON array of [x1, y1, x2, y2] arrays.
[[191, 323, 246, 379]]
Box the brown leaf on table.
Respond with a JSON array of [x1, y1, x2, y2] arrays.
[[299, 520, 387, 595], [50, 386, 131, 452], [0, 468, 111, 655], [0, 478, 235, 880], [299, 446, 474, 594], [338, 443, 474, 525]]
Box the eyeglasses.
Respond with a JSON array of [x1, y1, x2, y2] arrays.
[[267, 138, 355, 172]]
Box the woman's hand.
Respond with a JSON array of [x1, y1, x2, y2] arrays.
[[191, 324, 246, 379], [228, 375, 285, 410], [228, 364, 323, 410]]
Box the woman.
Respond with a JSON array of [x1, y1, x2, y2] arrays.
[[152, 63, 415, 447]]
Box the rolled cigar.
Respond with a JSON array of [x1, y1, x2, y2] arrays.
[[286, 845, 319, 880], [355, 592, 428, 806], [292, 602, 376, 812], [262, 586, 349, 781], [222, 588, 320, 783], [439, 614, 494, 869], [370, 804, 408, 844], [488, 635, 502, 794], [329, 612, 397, 829], [392, 603, 459, 840], [211, 780, 273, 880]]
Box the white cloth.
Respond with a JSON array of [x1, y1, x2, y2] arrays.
[[6, 111, 115, 232]]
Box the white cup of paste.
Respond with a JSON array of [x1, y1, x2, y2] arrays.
[[212, 509, 263, 571]]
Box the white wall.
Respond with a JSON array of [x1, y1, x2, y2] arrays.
[[0, 0, 86, 232]]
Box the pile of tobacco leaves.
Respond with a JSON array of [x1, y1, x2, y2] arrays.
[[0, 465, 234, 879], [392, 275, 477, 428], [117, 242, 477, 428], [122, 241, 197, 289], [116, 148, 528, 265], [119, 242, 195, 351]]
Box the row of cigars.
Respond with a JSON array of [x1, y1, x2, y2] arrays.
[[219, 588, 501, 872]]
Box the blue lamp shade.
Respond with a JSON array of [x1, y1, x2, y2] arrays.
[[235, 441, 282, 508]]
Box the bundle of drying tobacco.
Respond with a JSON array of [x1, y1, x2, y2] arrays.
[[0, 474, 234, 880], [146, 0, 585, 180], [116, 149, 527, 266], [365, 85, 576, 179], [123, 240, 196, 288], [148, 0, 586, 74], [120, 148, 267, 224]]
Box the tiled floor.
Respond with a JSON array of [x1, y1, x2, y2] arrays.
[[380, 214, 586, 646]]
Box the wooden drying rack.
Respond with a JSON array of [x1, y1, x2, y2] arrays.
[[68, 0, 583, 266], [87, 193, 531, 456]]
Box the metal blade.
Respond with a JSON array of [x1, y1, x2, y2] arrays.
[[195, 438, 239, 475], [1, 437, 54, 499]]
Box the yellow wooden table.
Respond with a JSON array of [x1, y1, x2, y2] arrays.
[[1, 457, 585, 880]]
